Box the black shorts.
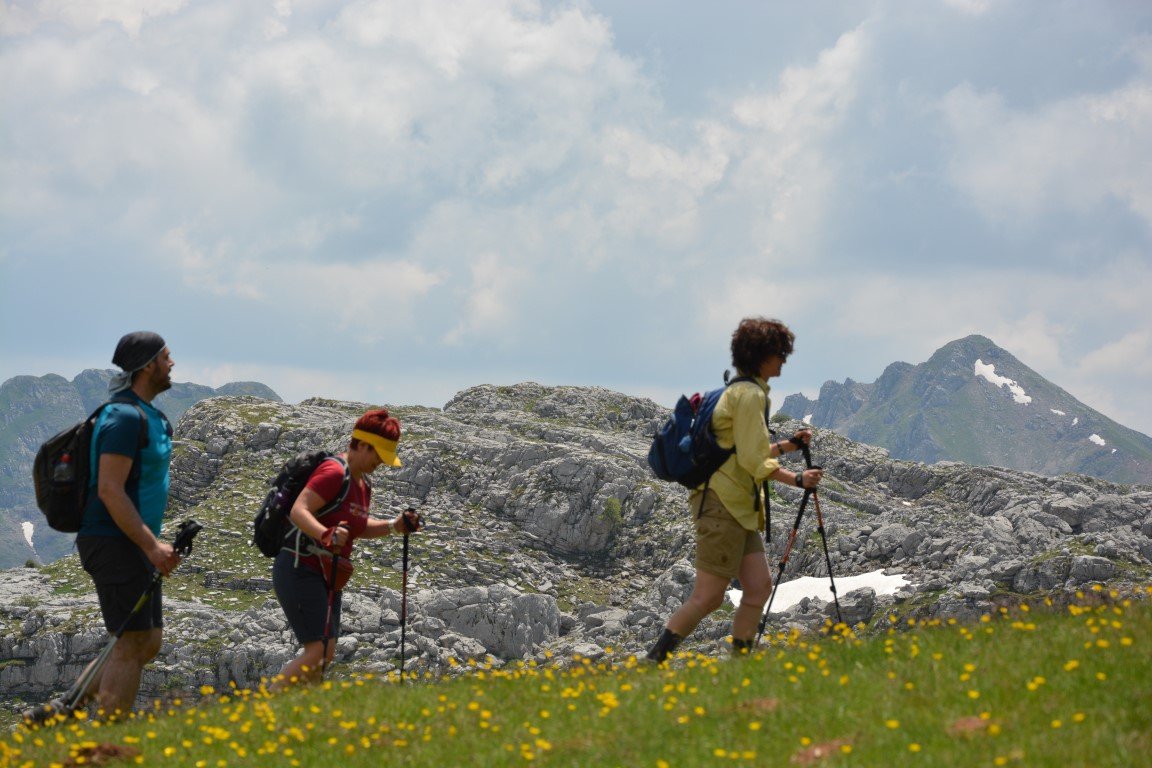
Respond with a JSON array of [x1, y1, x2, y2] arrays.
[[76, 536, 162, 633], [273, 550, 342, 645]]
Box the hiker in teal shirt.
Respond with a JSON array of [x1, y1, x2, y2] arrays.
[[79, 392, 172, 538], [71, 332, 181, 719]]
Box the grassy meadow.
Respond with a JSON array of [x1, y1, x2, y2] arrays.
[[3, 586, 1149, 768]]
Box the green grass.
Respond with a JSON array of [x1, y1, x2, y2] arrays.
[[5, 586, 1150, 767]]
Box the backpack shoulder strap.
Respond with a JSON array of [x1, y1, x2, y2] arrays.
[[107, 397, 152, 449], [284, 455, 353, 558], [94, 399, 151, 483], [314, 455, 352, 519]]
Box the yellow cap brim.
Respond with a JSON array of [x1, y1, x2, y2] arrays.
[[352, 429, 402, 467]]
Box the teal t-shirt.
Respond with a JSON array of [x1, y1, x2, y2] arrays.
[[79, 392, 173, 538]]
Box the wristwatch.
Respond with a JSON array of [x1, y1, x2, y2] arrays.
[[795, 473, 804, 488]]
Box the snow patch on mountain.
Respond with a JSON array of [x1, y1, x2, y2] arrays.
[[974, 360, 1032, 404]]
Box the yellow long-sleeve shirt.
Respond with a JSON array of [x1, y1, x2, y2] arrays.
[[689, 374, 779, 531]]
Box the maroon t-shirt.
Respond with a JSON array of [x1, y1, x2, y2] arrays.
[[296, 456, 370, 571]]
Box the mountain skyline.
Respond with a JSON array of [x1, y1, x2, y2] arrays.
[[0, 370, 280, 568], [781, 334, 1152, 485]]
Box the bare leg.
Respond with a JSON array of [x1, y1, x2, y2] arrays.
[[96, 629, 162, 718], [273, 640, 335, 690], [646, 568, 730, 662], [731, 551, 772, 642], [666, 569, 730, 637]]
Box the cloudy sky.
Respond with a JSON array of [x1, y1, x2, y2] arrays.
[[3, 0, 1151, 436]]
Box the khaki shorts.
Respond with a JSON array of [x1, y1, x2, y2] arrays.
[[693, 490, 764, 579]]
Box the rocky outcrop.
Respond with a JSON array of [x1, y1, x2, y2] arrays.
[[2, 384, 1150, 715]]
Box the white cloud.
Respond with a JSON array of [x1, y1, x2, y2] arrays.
[[1077, 331, 1152, 380], [334, 0, 613, 79], [0, 0, 189, 37], [4, 1, 1152, 443], [443, 252, 527, 345], [731, 29, 865, 134], [702, 276, 803, 343], [942, 0, 992, 16], [723, 29, 867, 258], [938, 60, 1152, 226], [162, 223, 444, 339], [1060, 330, 1152, 429]]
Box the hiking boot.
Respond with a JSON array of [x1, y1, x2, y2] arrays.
[[731, 638, 755, 657], [22, 698, 70, 728], [645, 628, 683, 664]]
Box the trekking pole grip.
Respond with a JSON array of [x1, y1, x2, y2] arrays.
[[173, 519, 203, 556]]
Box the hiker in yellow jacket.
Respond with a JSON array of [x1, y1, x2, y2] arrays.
[[646, 317, 823, 662]]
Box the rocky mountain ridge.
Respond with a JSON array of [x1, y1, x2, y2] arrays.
[[0, 370, 280, 567], [1, 383, 1150, 719], [780, 335, 1152, 485]]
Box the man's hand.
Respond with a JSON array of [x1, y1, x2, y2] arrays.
[[148, 541, 181, 576]]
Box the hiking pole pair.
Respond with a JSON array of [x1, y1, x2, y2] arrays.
[[23, 519, 203, 727], [805, 445, 843, 626], [754, 444, 842, 647]]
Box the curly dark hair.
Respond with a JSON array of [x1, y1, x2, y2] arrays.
[[730, 317, 795, 373]]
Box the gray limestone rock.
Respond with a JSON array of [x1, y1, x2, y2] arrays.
[[2, 386, 1150, 710]]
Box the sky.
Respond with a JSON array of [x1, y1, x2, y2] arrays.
[[3, 0, 1151, 437]]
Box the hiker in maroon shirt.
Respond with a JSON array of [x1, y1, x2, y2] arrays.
[[272, 408, 421, 688]]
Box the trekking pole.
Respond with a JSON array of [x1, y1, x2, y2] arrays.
[[24, 520, 203, 726], [320, 552, 340, 679], [379, 503, 423, 686], [802, 444, 842, 626], [399, 528, 410, 685], [755, 484, 812, 648]]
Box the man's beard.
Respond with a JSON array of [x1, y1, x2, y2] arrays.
[[152, 370, 172, 393]]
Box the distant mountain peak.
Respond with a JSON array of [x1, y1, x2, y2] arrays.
[[780, 336, 1152, 485], [0, 370, 282, 568]]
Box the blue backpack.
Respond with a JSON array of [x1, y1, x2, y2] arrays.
[[648, 375, 755, 489]]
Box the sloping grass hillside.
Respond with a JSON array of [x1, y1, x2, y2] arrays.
[[4, 587, 1149, 768]]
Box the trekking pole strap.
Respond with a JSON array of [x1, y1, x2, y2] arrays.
[[762, 481, 771, 544]]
